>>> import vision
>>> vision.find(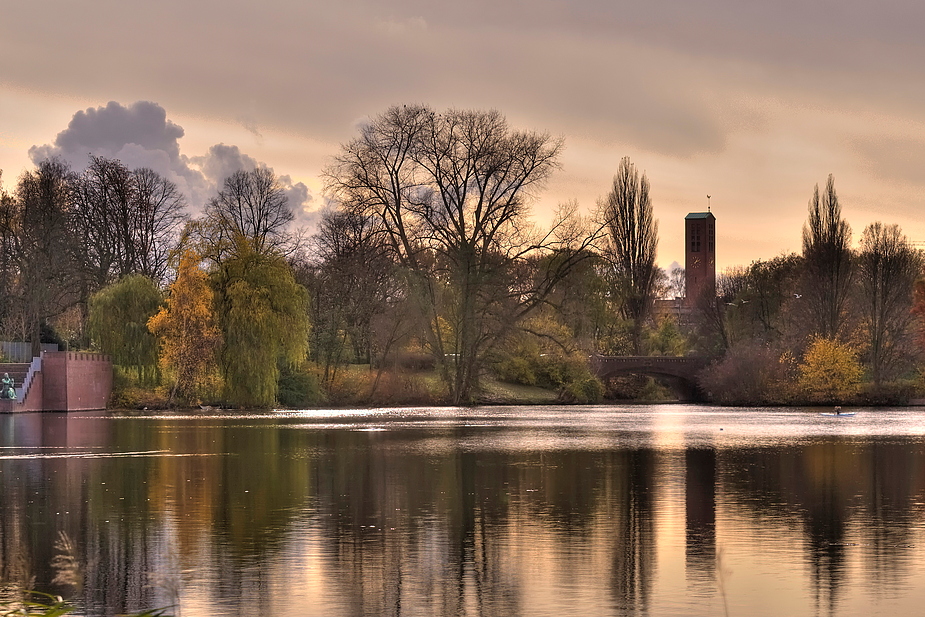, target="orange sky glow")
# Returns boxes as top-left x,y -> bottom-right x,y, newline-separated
2,0 -> 924,272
